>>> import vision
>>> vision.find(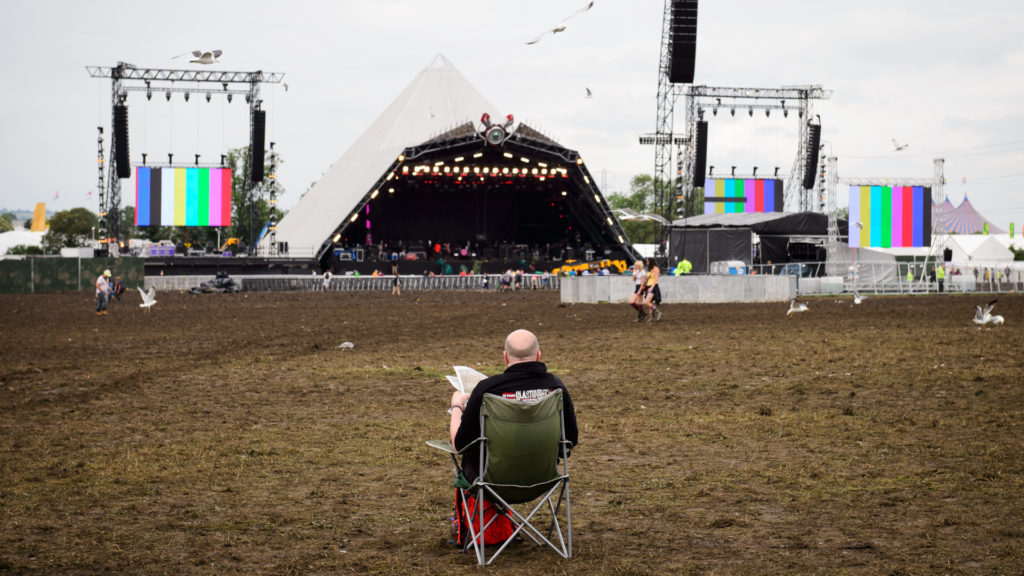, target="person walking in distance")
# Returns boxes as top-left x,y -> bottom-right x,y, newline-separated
628,260 -> 647,322
95,269 -> 112,316
643,257 -> 662,322
391,263 -> 401,296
